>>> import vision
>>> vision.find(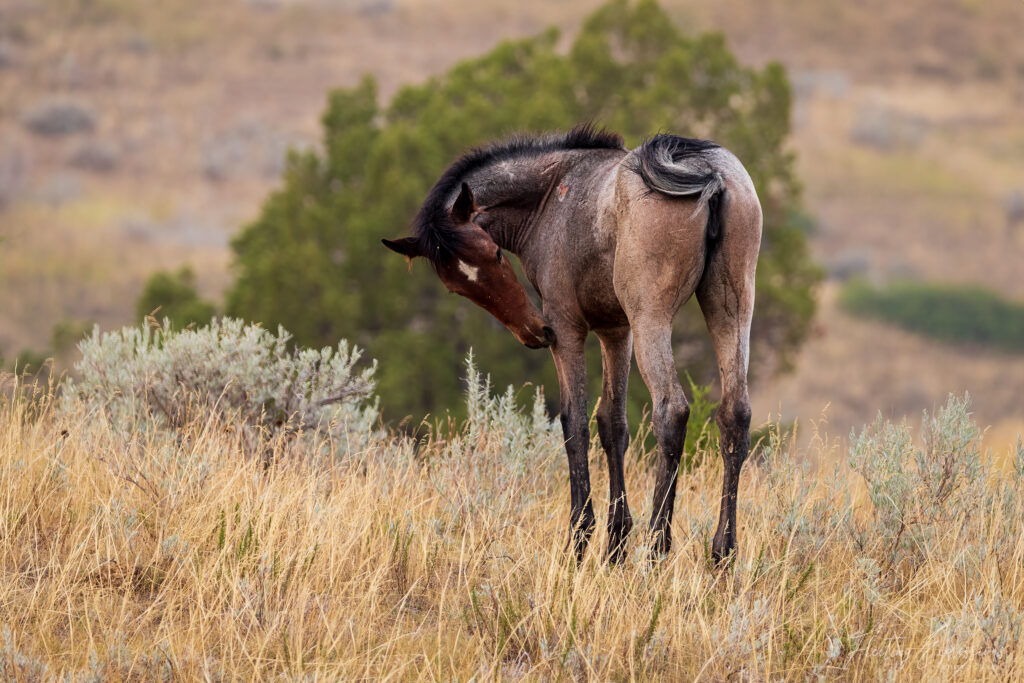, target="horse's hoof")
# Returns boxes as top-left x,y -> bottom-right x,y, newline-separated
710,543 -> 735,568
